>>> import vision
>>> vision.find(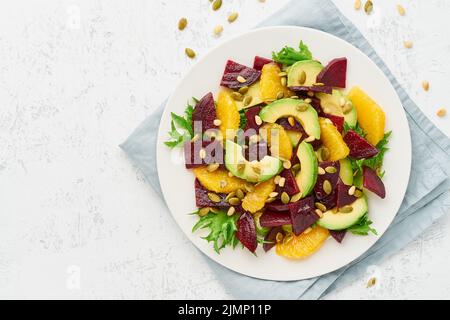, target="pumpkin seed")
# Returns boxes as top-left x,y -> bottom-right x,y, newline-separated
278,72 -> 287,77
348,185 -> 356,196
304,135 -> 315,143
237,75 -> 247,83
291,95 -> 299,99
315,202 -> 327,212
318,167 -> 326,175
314,82 -> 324,86
283,160 -> 292,170
185,48 -> 196,59
244,184 -> 255,193
354,189 -> 363,198
339,97 -> 346,107
354,0 -> 361,10
296,103 -> 308,112
315,209 -> 323,218
367,277 -> 377,288
343,101 -> 353,114
276,232 -> 284,243
198,207 -> 210,217
292,163 -> 301,174
228,171 -> 234,177
178,18 -> 188,31
208,192 -> 221,203
283,234 -> 294,244
274,175 -> 281,185
213,25 -> 223,36
422,81 -> 430,91
287,116 -> 295,127
254,115 -> 263,126
364,0 -> 373,15
325,166 -> 337,174
298,70 -> 306,85
227,206 -> 236,216
276,91 -> 284,100
237,163 -> 246,173
235,189 -> 245,200
281,192 -> 290,204
321,147 -> 330,161
397,4 -> 405,16
212,0 -> 222,11
304,227 -> 312,234
243,95 -> 253,106
207,163 -> 220,172
238,86 -> 249,94
210,207 -> 220,213
266,197 -> 276,204
228,197 -> 241,206
225,192 -> 236,201
191,133 -> 200,142
437,108 -> 447,117
199,148 -> 206,159
228,12 -> 239,23
279,177 -> 286,187
213,119 -> 222,126
269,192 -> 279,198
403,40 -> 413,49
290,192 -> 302,203
323,180 -> 332,195
307,91 -> 314,97
231,91 -> 244,101
281,77 -> 287,87
338,205 -> 353,213
304,98 -> 312,104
